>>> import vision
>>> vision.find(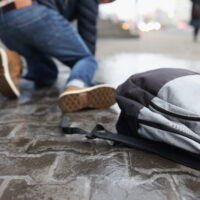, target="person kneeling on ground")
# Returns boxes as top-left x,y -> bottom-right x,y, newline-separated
0,0 -> 116,112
